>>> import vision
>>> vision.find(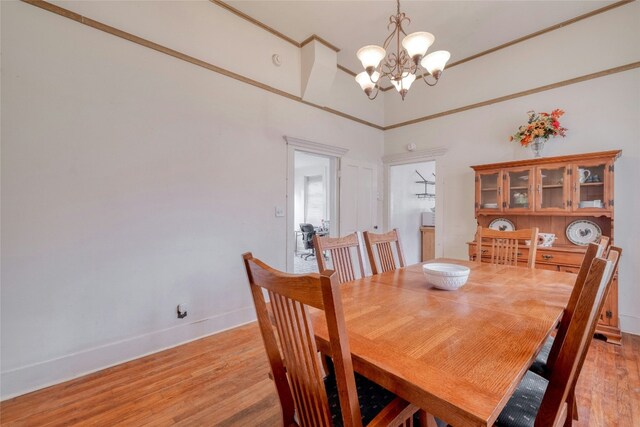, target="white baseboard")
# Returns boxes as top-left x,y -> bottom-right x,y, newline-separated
0,306 -> 256,401
620,314 -> 640,336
